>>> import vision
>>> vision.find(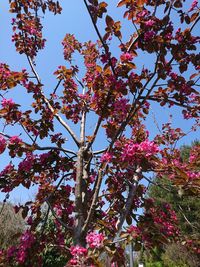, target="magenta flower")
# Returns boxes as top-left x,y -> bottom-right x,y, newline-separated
9,135 -> 22,144
70,245 -> 88,256
0,135 -> 6,154
144,19 -> 155,27
189,0 -> 198,12
120,52 -> 134,62
144,30 -> 156,41
100,152 -> 112,163
1,98 -> 15,109
86,232 -> 104,249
